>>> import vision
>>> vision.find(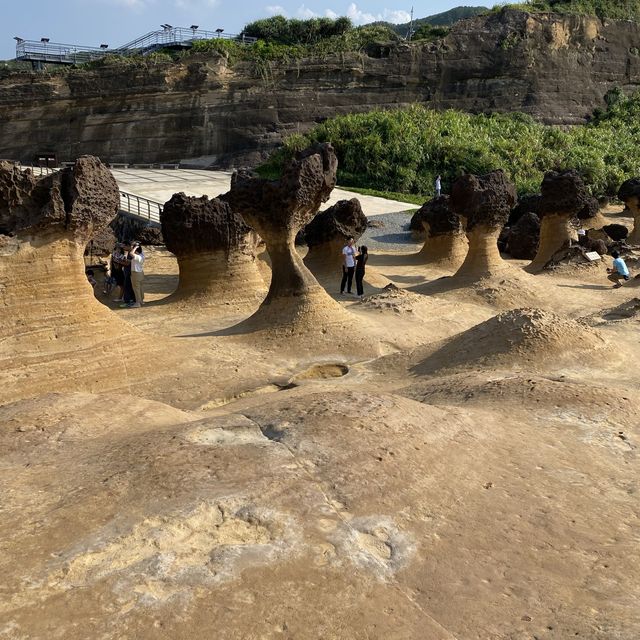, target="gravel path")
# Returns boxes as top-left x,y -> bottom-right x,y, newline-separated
359,211 -> 423,252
